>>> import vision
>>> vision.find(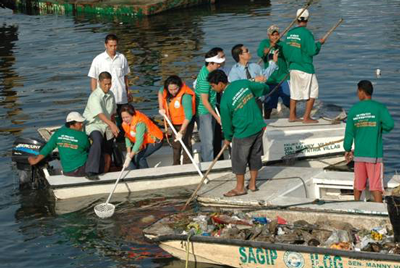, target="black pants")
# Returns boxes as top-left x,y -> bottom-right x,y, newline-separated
171,120 -> 195,165
85,131 -> 112,174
